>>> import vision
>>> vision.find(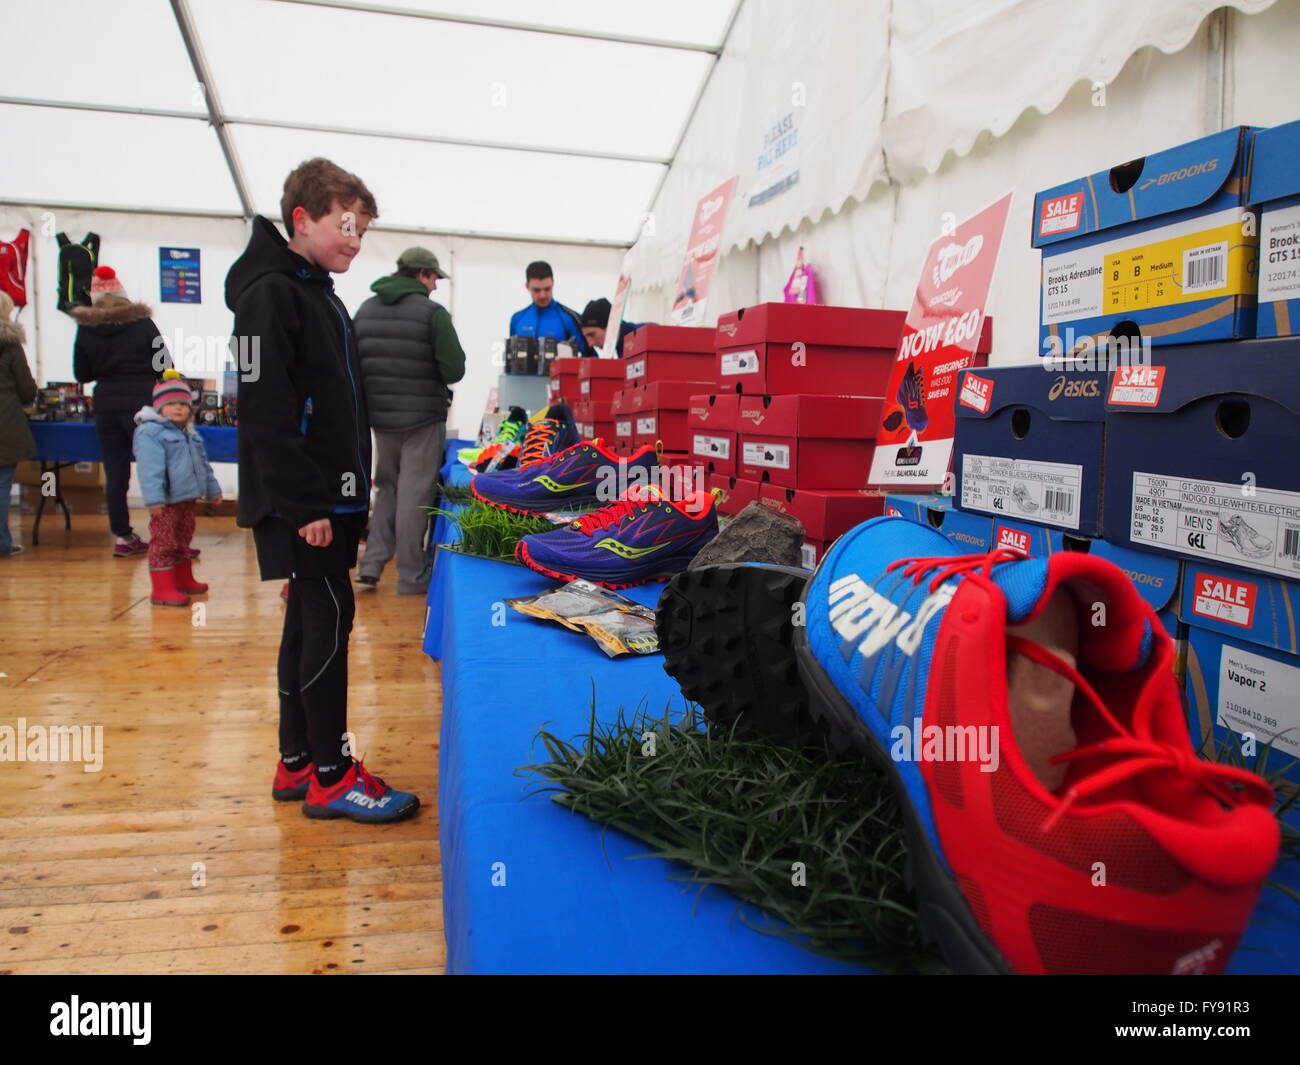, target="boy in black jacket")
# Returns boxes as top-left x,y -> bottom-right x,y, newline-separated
226,157 -> 418,823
